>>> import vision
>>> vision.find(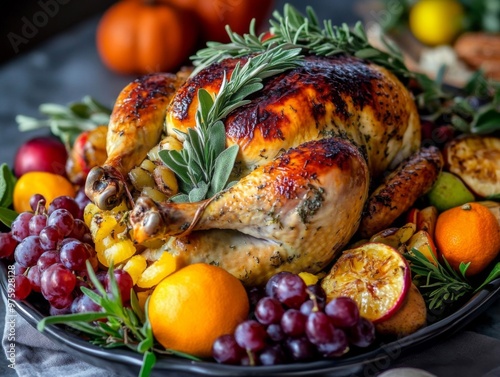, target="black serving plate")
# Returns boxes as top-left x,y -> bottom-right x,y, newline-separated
2,259 -> 500,377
